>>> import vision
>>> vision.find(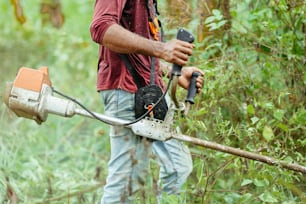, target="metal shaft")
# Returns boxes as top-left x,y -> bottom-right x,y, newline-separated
74,108 -> 129,126
75,109 -> 306,174
173,134 -> 306,174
